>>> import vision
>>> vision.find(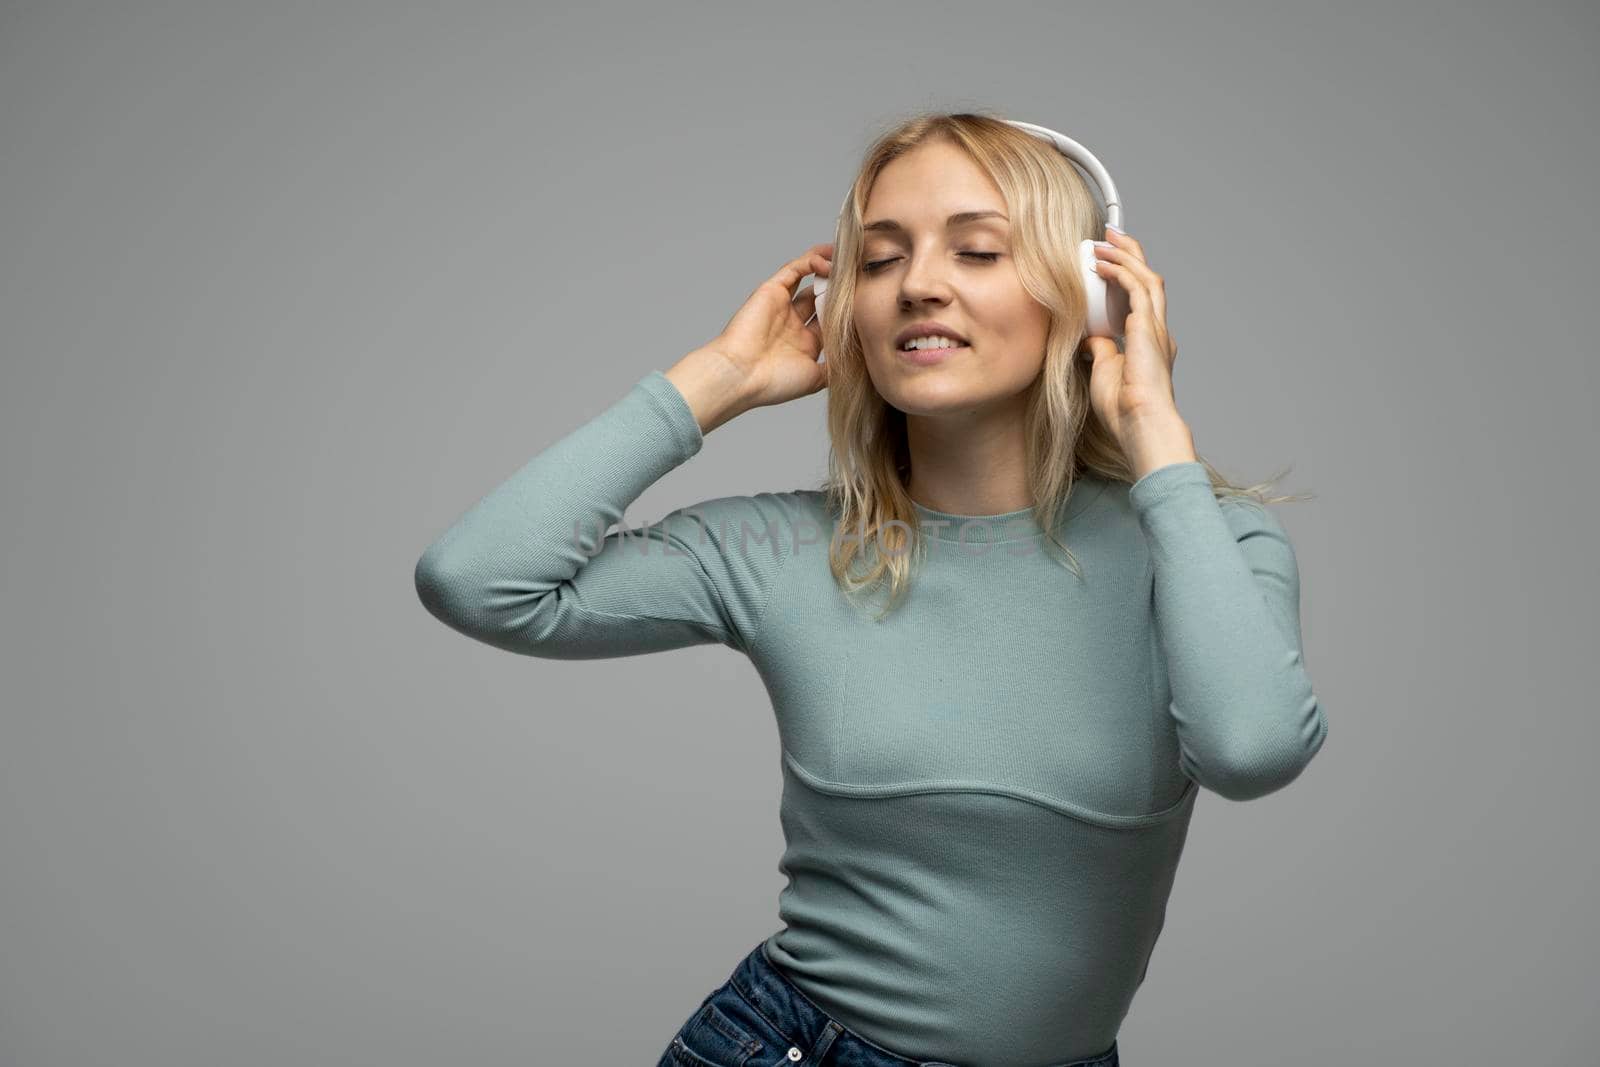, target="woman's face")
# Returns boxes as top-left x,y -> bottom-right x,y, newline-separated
853,139 -> 1050,419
